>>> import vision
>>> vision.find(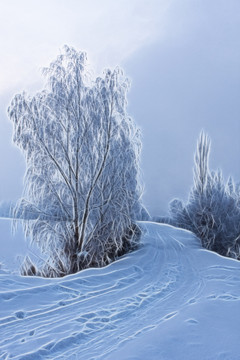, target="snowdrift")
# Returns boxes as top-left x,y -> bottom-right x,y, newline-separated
1,222 -> 240,360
